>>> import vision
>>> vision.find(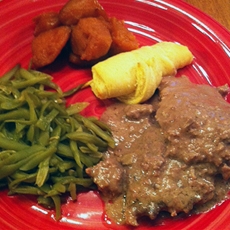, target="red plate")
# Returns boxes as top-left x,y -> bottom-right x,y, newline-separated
1,0 -> 230,229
